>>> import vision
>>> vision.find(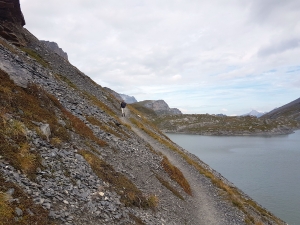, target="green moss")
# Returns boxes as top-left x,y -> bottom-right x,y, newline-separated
20,47 -> 49,68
